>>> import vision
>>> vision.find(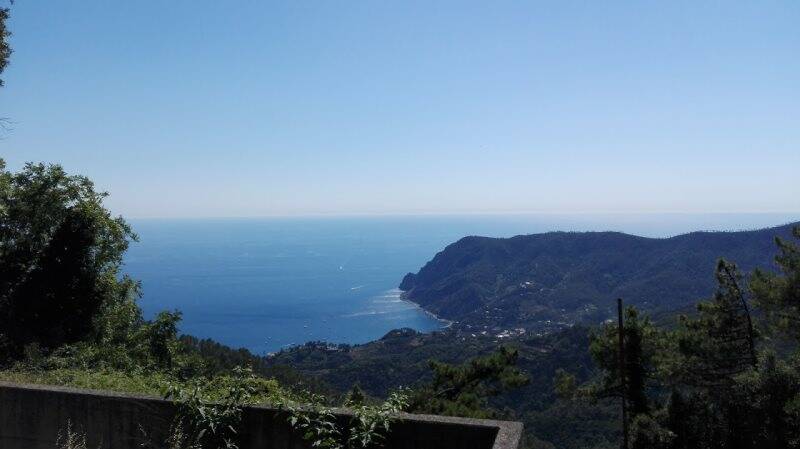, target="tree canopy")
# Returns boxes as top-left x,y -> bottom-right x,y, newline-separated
751,226 -> 800,340
0,159 -> 140,361
0,6 -> 9,87
572,229 -> 800,449
408,346 -> 529,419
